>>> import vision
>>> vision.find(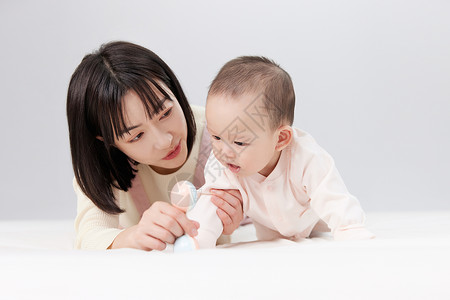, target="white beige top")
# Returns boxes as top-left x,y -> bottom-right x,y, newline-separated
73,105 -> 207,250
